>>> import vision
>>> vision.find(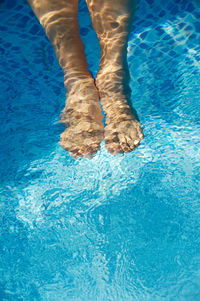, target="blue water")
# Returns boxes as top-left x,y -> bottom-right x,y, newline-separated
0,0 -> 200,300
